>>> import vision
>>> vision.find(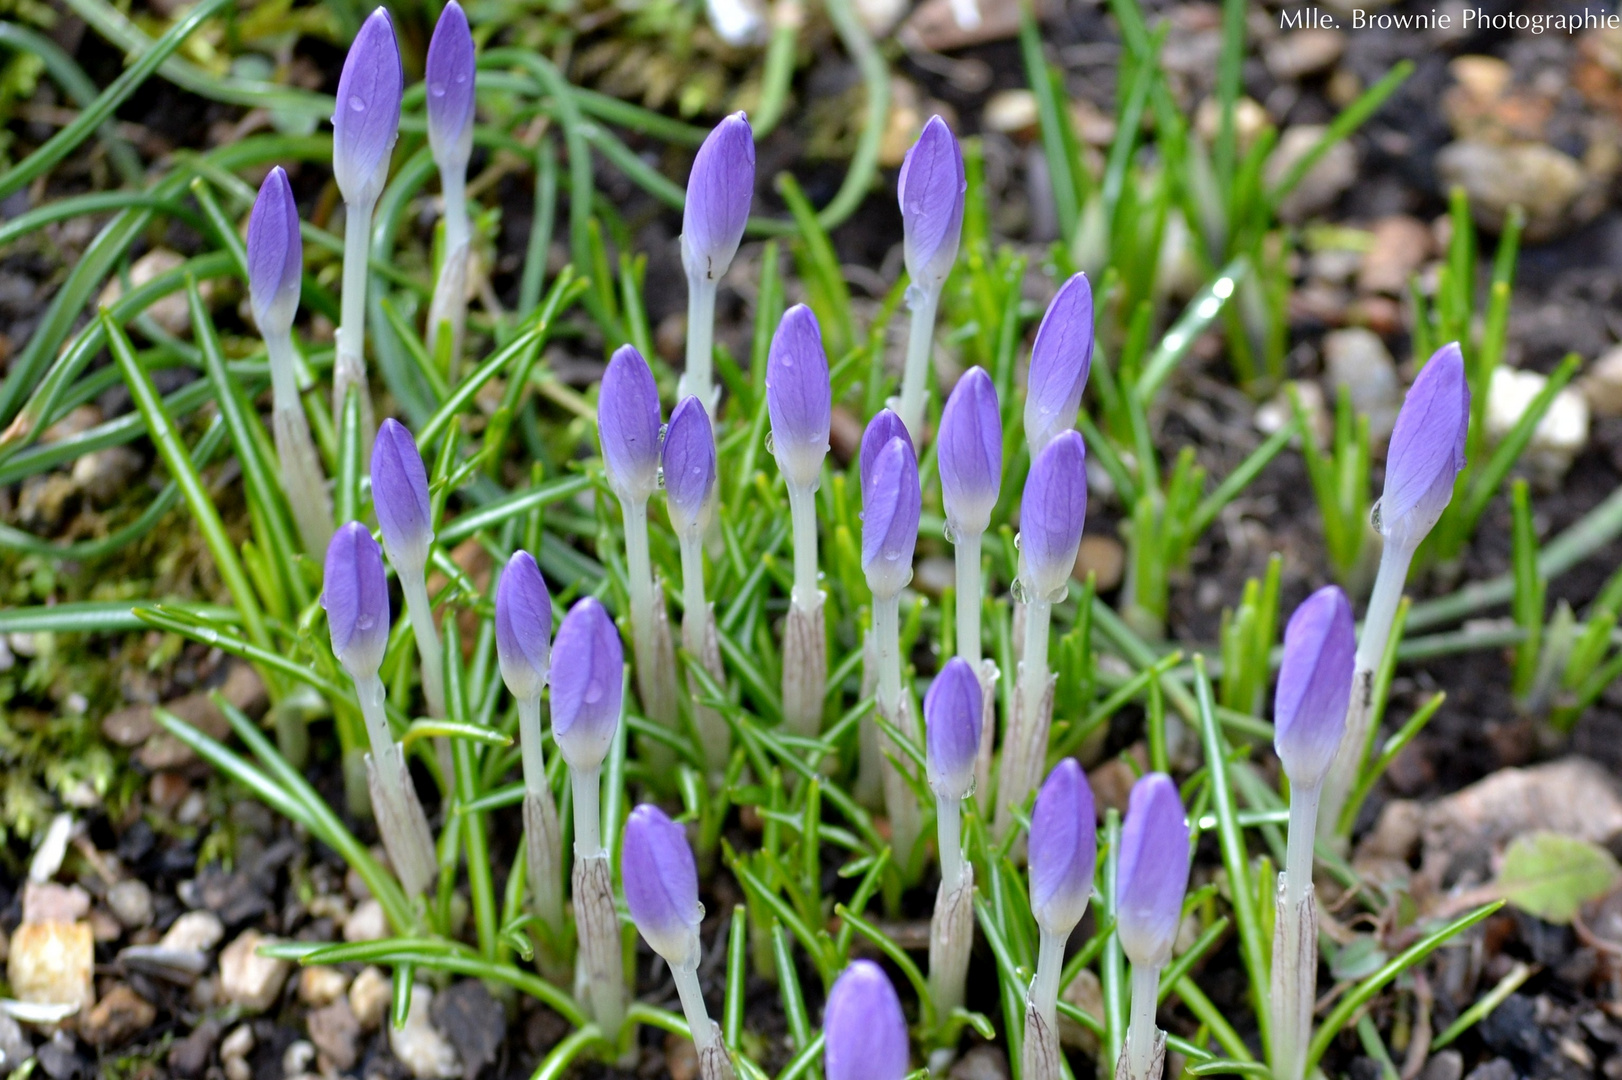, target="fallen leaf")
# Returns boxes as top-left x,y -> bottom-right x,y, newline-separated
1495,831 -> 1620,924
